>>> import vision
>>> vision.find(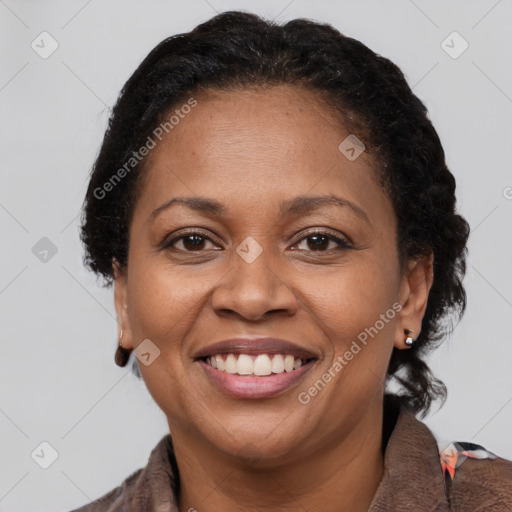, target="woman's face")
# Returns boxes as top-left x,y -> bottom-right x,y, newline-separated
115,85 -> 432,464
